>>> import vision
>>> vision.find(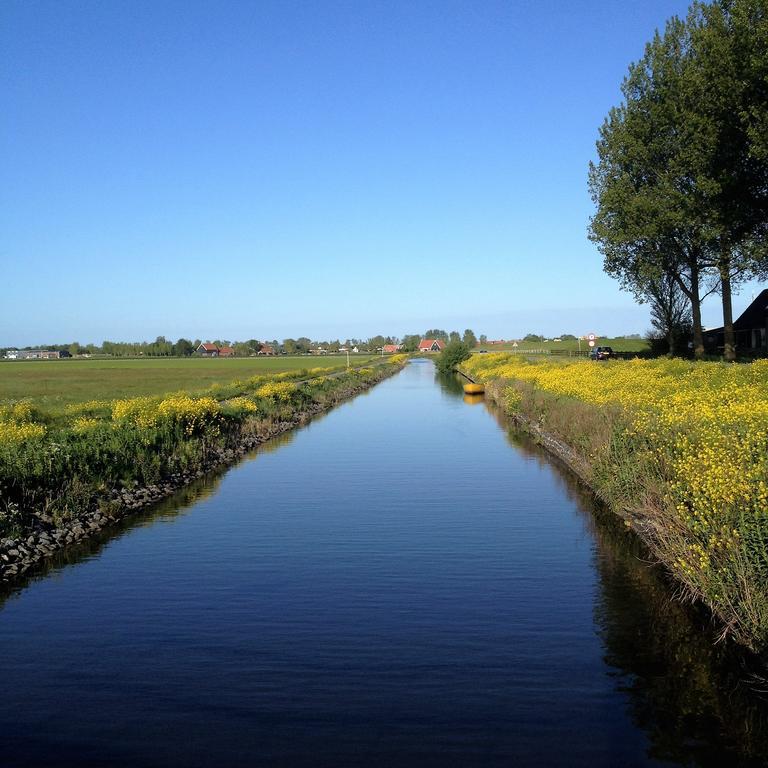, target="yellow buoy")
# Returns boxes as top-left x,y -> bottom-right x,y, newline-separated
463,382 -> 484,395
